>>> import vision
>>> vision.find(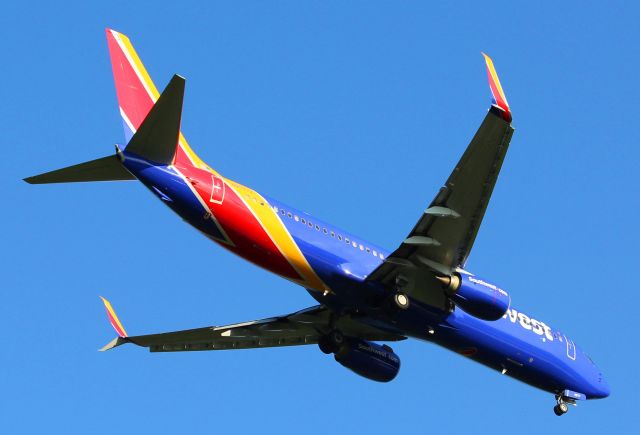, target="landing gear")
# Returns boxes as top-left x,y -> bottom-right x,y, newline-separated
553,402 -> 568,416
318,329 -> 344,354
553,396 -> 571,416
